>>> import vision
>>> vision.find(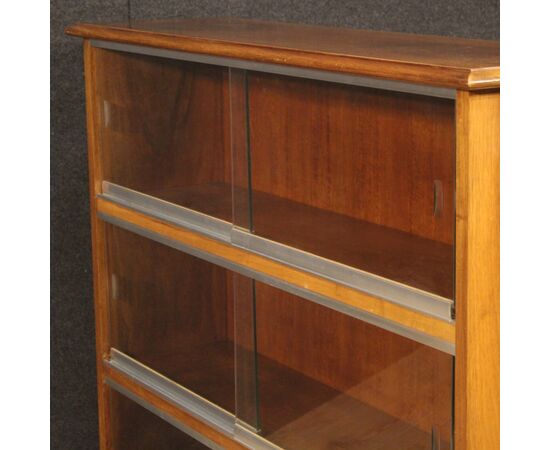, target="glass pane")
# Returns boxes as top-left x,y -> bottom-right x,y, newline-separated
229,68 -> 253,231
95,48 -> 232,221
109,388 -> 209,450
249,282 -> 453,450
245,72 -> 455,299
233,274 -> 260,429
106,224 -> 235,413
